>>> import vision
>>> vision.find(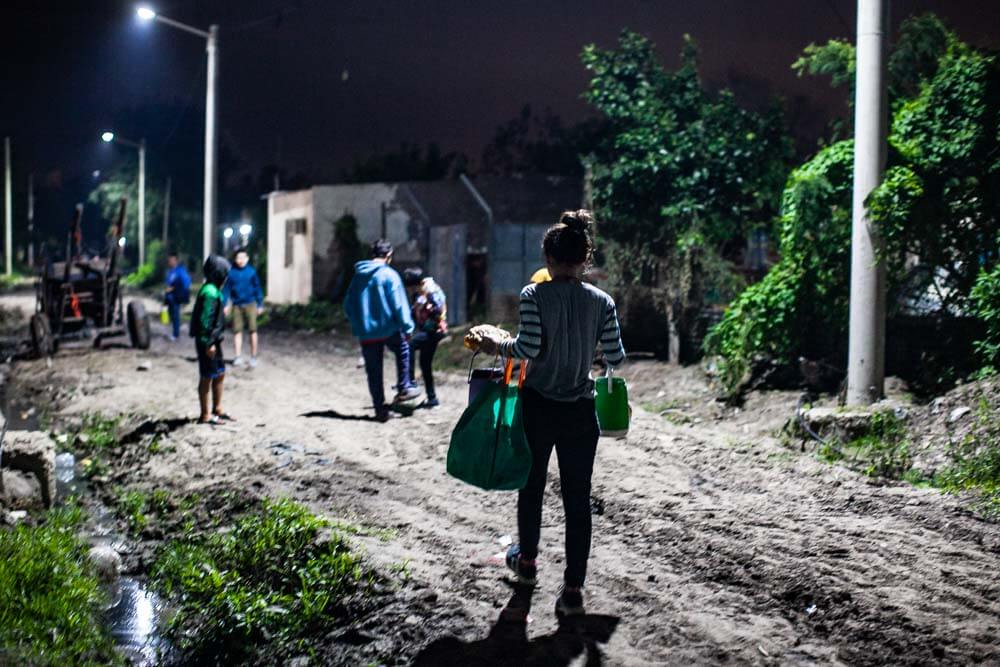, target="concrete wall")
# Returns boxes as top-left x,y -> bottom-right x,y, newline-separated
266,189 -> 313,304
